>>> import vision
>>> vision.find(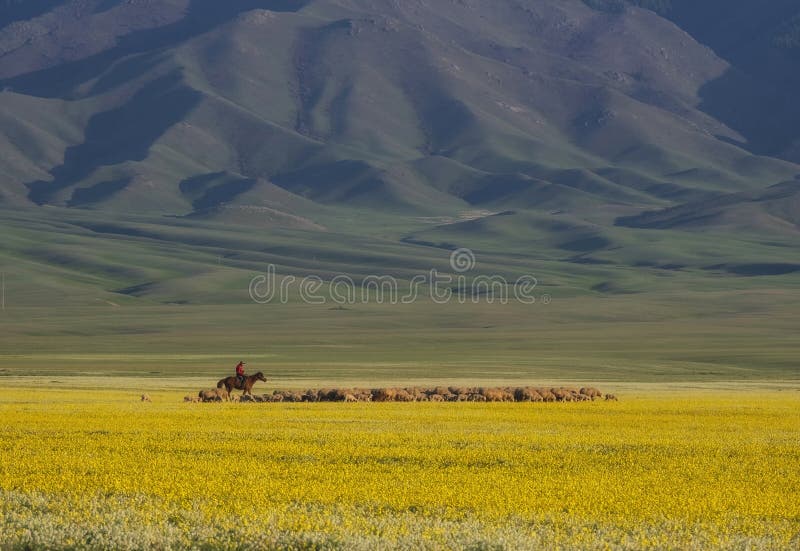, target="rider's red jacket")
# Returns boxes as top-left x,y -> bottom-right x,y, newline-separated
236,363 -> 245,376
